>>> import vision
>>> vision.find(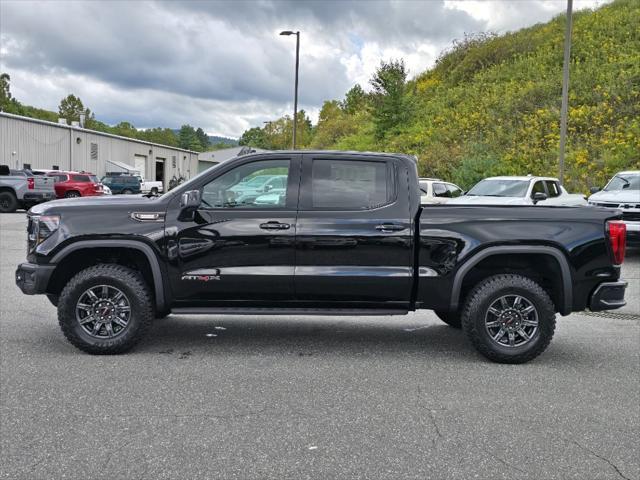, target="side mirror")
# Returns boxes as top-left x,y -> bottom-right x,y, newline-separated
590,186 -> 601,194
532,192 -> 548,204
180,189 -> 201,209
